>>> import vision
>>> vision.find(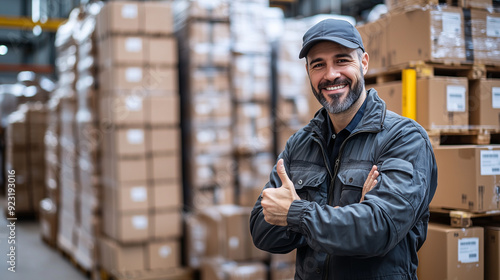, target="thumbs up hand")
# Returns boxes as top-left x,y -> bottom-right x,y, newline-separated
261,159 -> 301,226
